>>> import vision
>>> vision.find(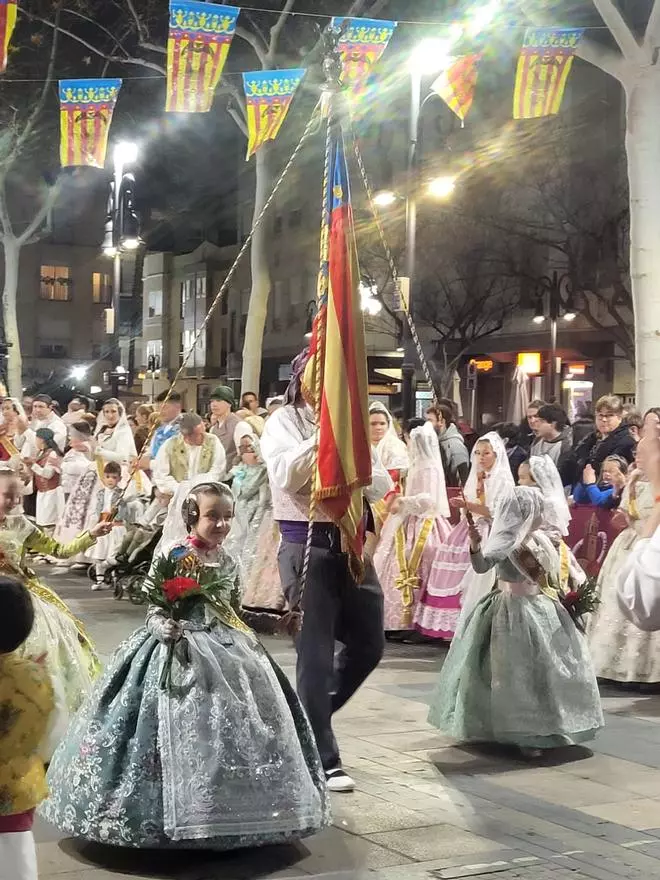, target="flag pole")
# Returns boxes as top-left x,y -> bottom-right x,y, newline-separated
296,27 -> 345,620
